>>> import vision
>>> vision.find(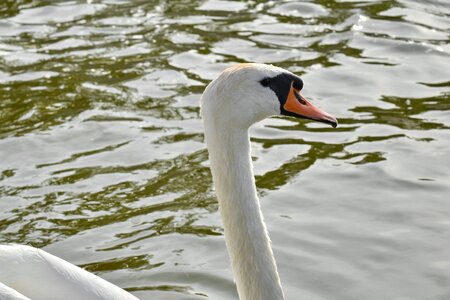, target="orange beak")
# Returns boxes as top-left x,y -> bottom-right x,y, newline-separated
283,82 -> 338,128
